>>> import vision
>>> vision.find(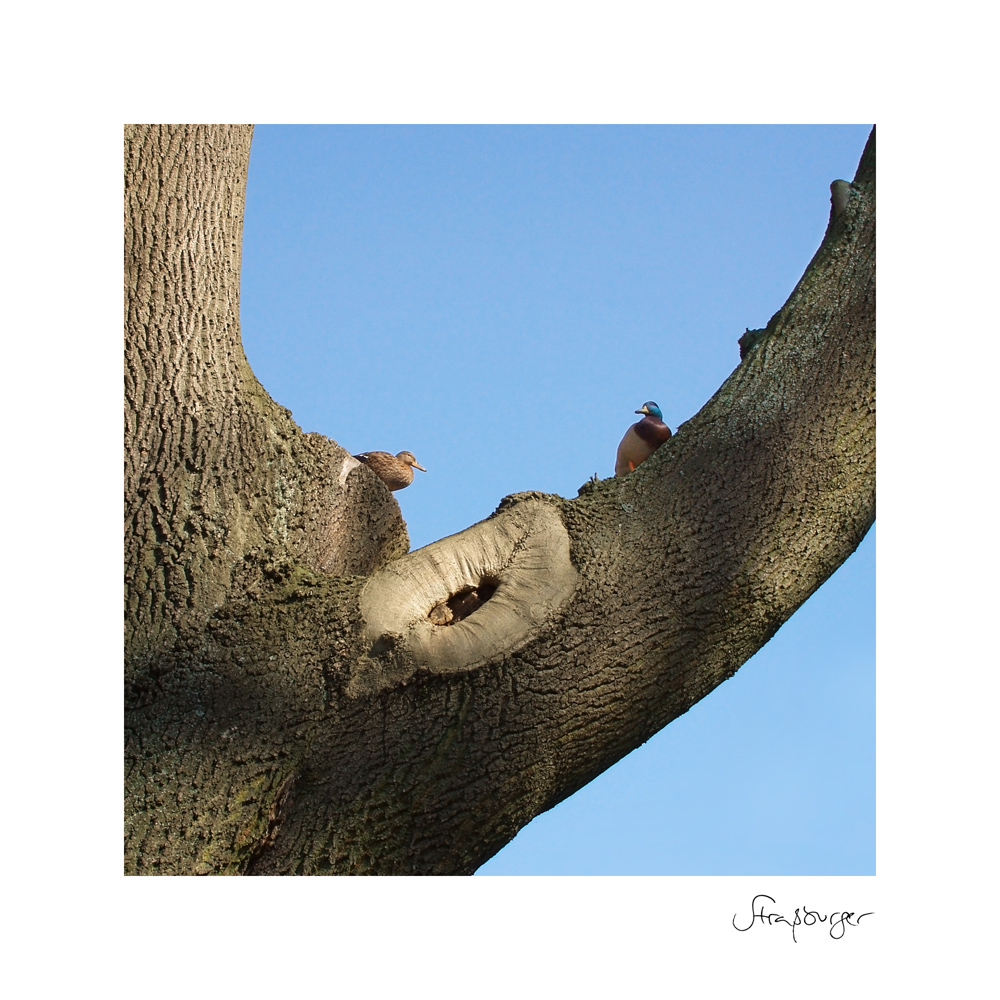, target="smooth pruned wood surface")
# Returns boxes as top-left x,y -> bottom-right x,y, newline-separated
124,126 -> 875,875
